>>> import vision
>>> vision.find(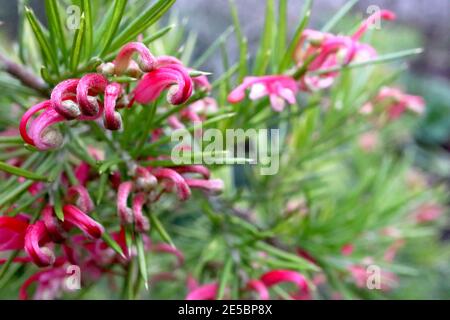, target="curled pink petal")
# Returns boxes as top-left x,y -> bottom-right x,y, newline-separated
135,167 -> 158,192
133,64 -> 193,105
51,79 -> 81,119
67,185 -> 95,213
0,216 -> 29,251
168,115 -> 185,130
246,279 -> 270,300
154,55 -> 183,68
117,182 -> 134,224
352,10 -> 396,40
185,179 -> 224,194
62,204 -> 104,239
151,168 -> 191,201
114,42 -> 156,75
132,193 -> 150,233
173,165 -> 211,180
24,221 -> 55,267
186,282 -> 218,300
103,83 -> 123,130
19,100 -> 51,146
28,107 -> 65,150
152,243 -> 184,267
41,205 -> 66,243
228,76 -> 298,112
260,269 -> 309,299
76,73 -> 108,116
